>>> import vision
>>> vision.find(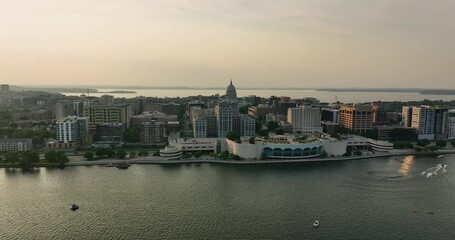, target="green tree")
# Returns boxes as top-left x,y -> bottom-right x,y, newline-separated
249,137 -> 255,144
239,105 -> 250,114
45,151 -> 58,162
20,151 -> 40,168
116,149 -> 127,159
274,128 -> 284,135
56,151 -> 69,165
138,151 -> 149,157
452,140 -> 455,148
417,139 -> 431,147
193,151 -> 202,159
4,151 -> 20,165
219,150 -> 229,160
226,131 -> 240,141
153,151 -> 160,156
353,150 -> 362,156
95,148 -> 107,159
84,152 -> 94,161
436,140 -> 447,148
124,127 -> 141,143
0,156 -> 3,163
129,151 -> 137,158
266,121 -> 279,131
255,121 -> 263,134
232,154 -> 240,160
106,148 -> 116,158
259,129 -> 269,137
321,150 -> 328,158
